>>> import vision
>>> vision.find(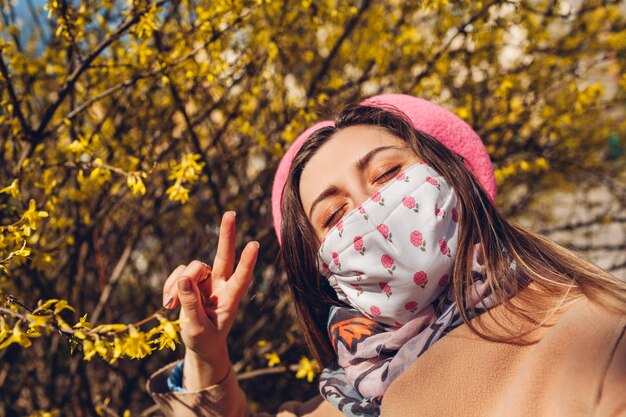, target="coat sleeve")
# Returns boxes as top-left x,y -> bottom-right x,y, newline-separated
593,320 -> 626,417
146,361 -> 344,417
